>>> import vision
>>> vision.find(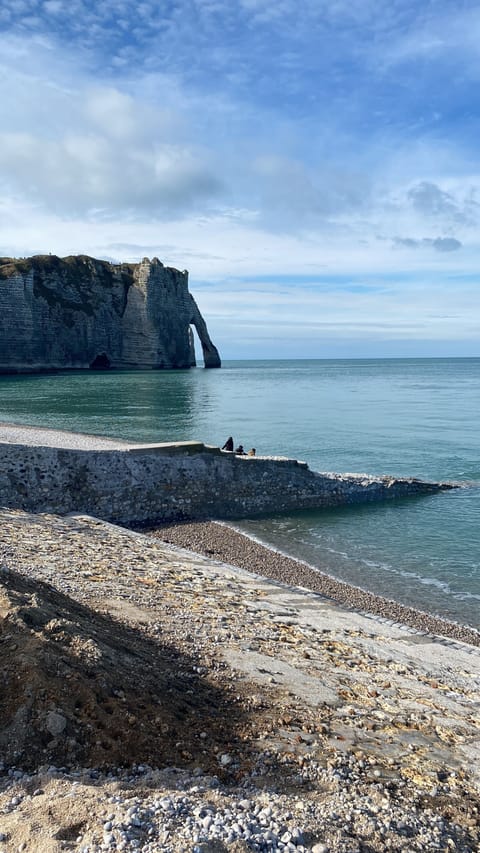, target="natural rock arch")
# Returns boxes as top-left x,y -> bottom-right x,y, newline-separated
188,294 -> 221,368
0,255 -> 221,372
